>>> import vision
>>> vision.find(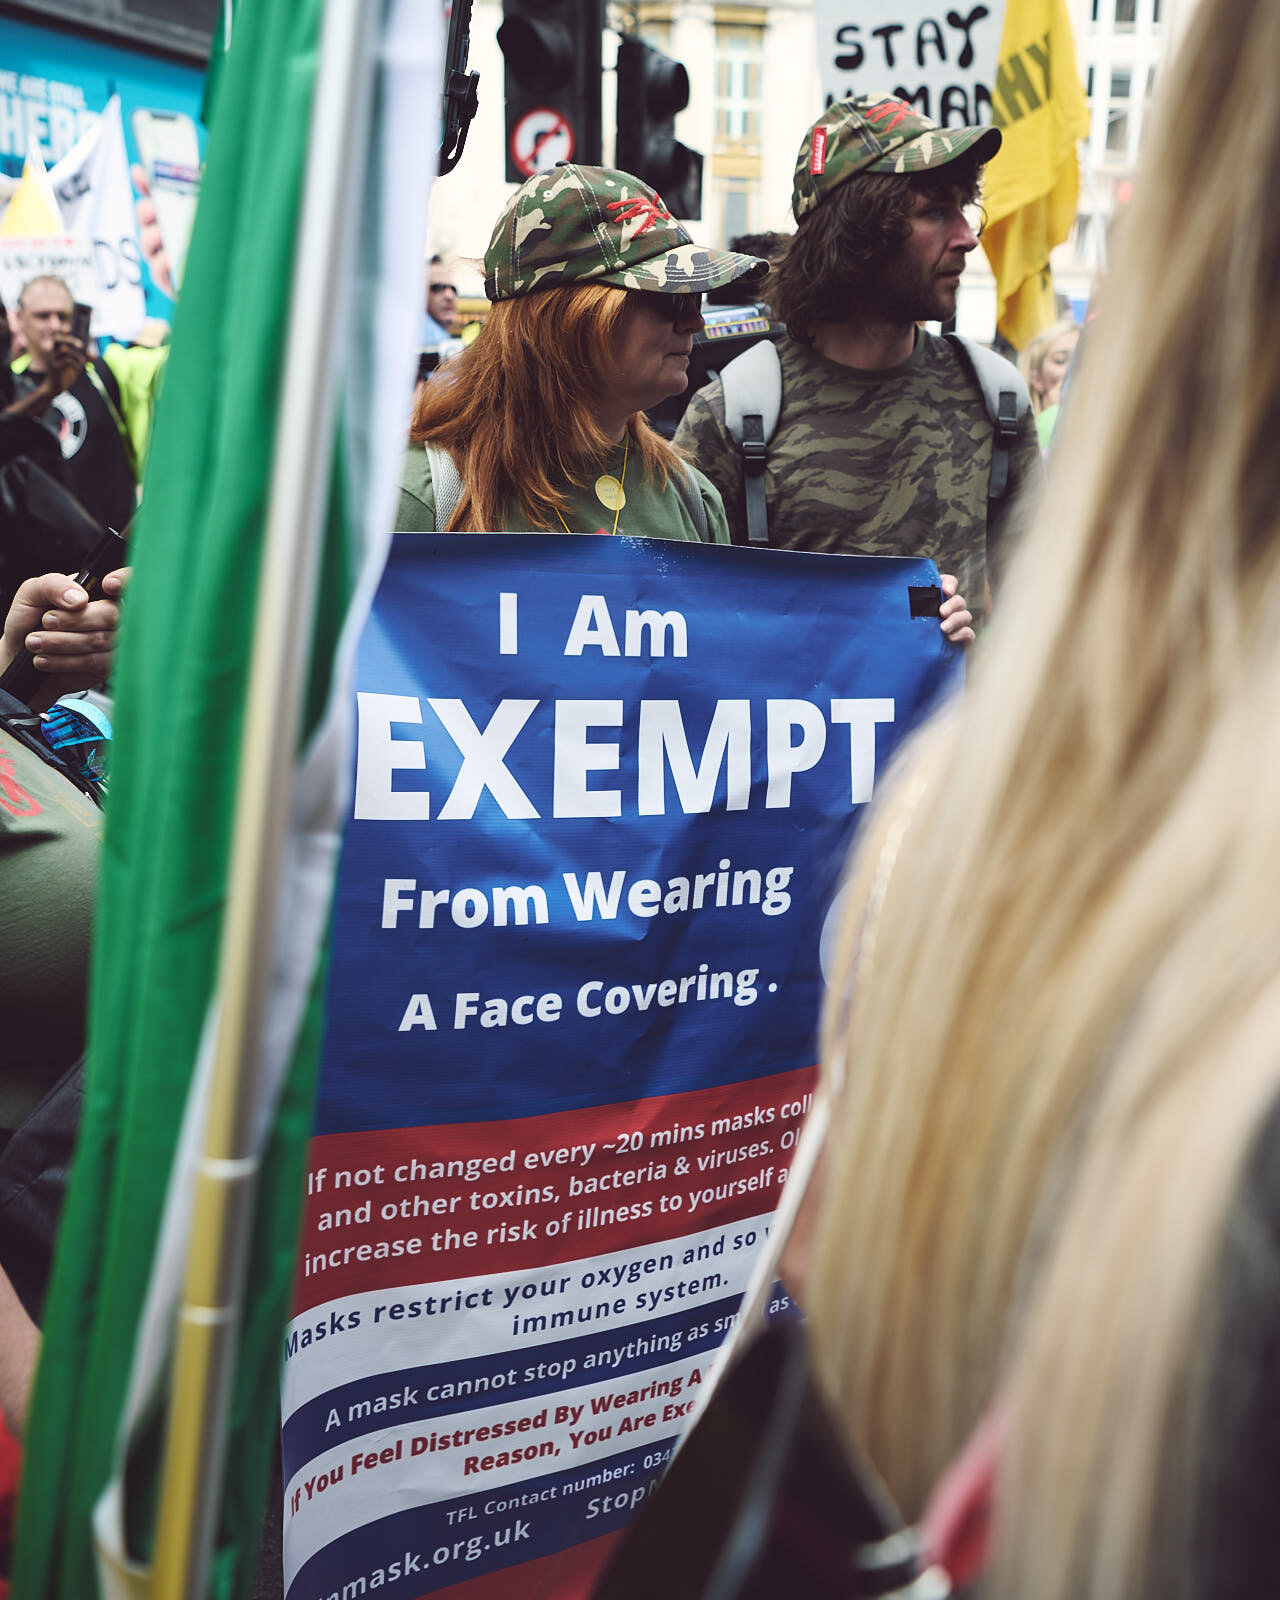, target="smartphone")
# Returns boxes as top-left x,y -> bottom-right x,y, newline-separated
70,301 -> 92,347
131,108 -> 202,295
